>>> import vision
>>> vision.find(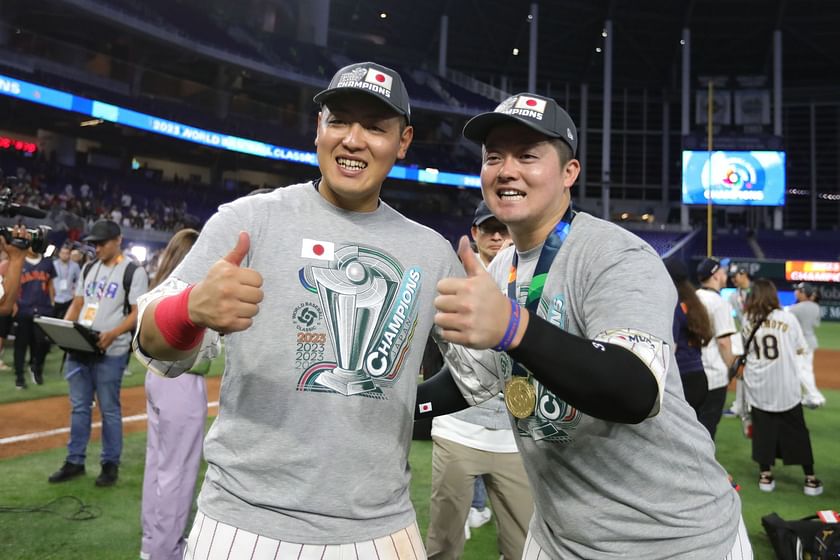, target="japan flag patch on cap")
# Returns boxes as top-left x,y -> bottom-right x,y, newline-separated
365,69 -> 393,92
514,96 -> 547,113
301,239 -> 335,261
